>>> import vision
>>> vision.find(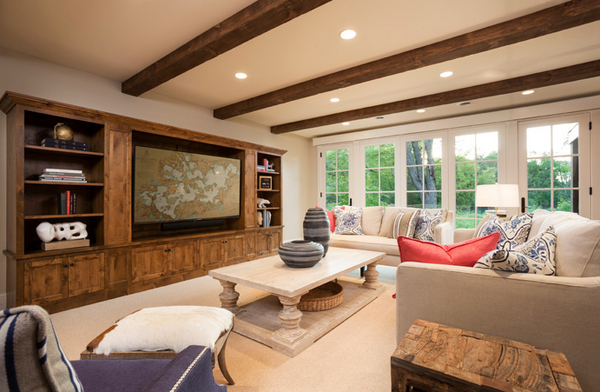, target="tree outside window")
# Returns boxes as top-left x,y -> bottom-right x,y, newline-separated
365,143 -> 395,206
325,148 -> 349,210
406,139 -> 442,208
